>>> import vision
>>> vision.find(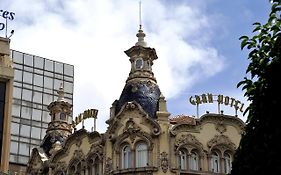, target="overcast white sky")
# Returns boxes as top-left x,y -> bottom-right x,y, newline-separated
0,0 -> 271,132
